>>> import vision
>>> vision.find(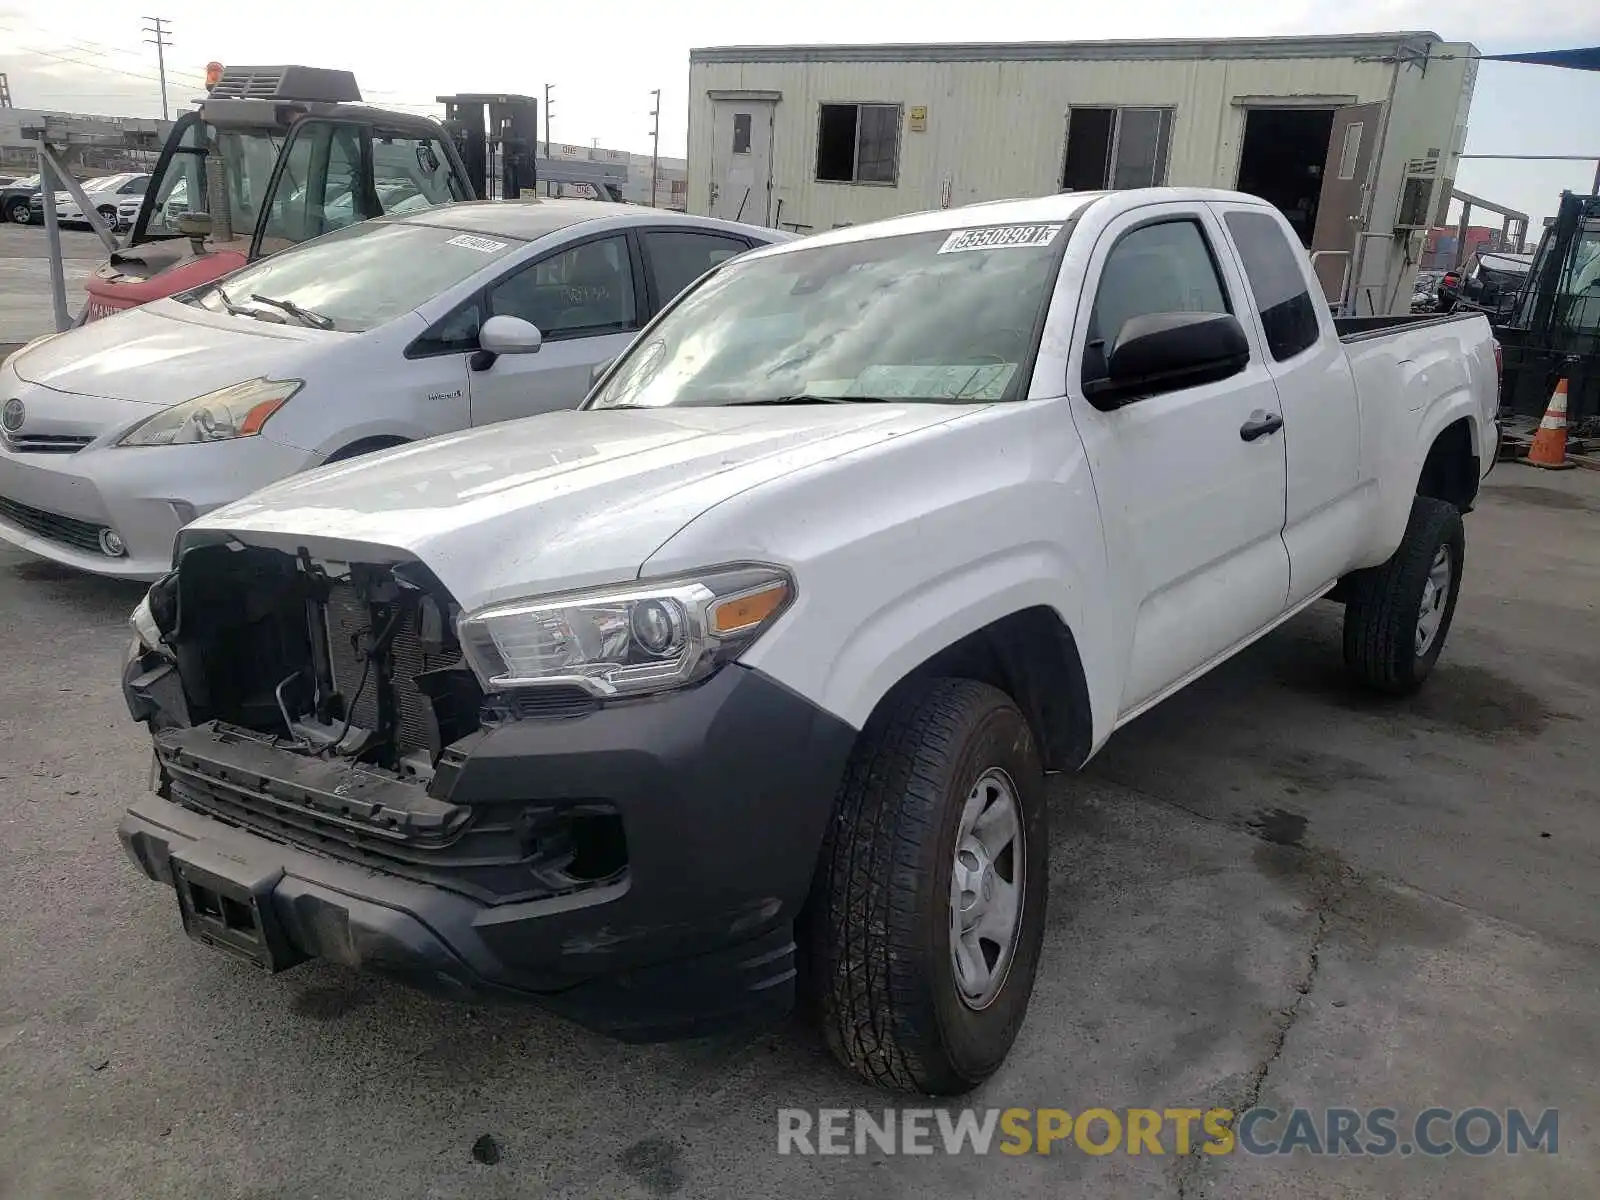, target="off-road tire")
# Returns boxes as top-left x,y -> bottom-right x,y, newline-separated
1342,494 -> 1464,695
810,677 -> 1048,1094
